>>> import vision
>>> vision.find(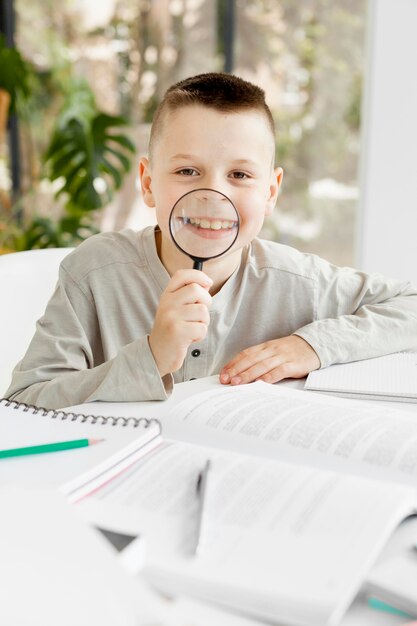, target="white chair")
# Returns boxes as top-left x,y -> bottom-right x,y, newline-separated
0,248 -> 74,396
